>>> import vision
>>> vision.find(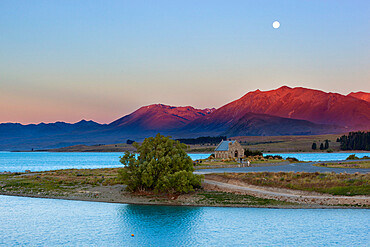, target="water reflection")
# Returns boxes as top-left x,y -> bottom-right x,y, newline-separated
116,204 -> 203,246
